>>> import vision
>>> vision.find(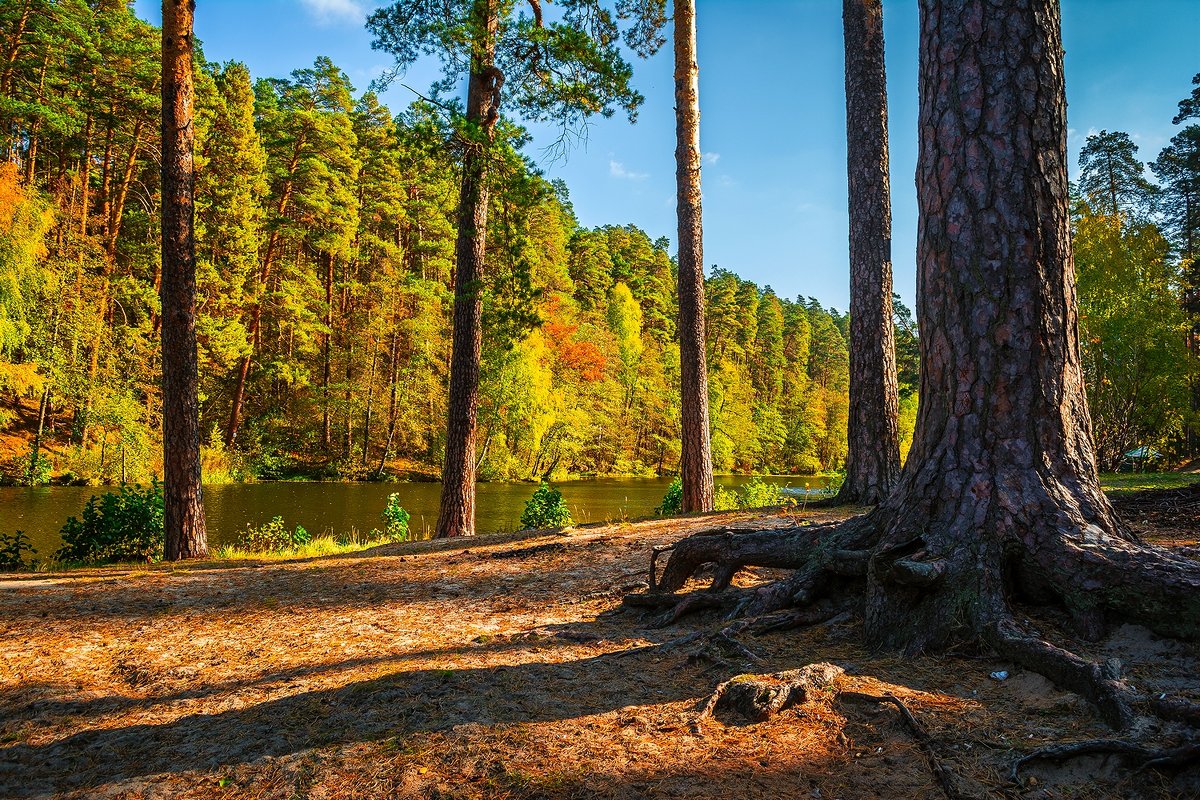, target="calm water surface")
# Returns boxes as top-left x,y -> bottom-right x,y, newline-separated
1,474 -> 833,557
